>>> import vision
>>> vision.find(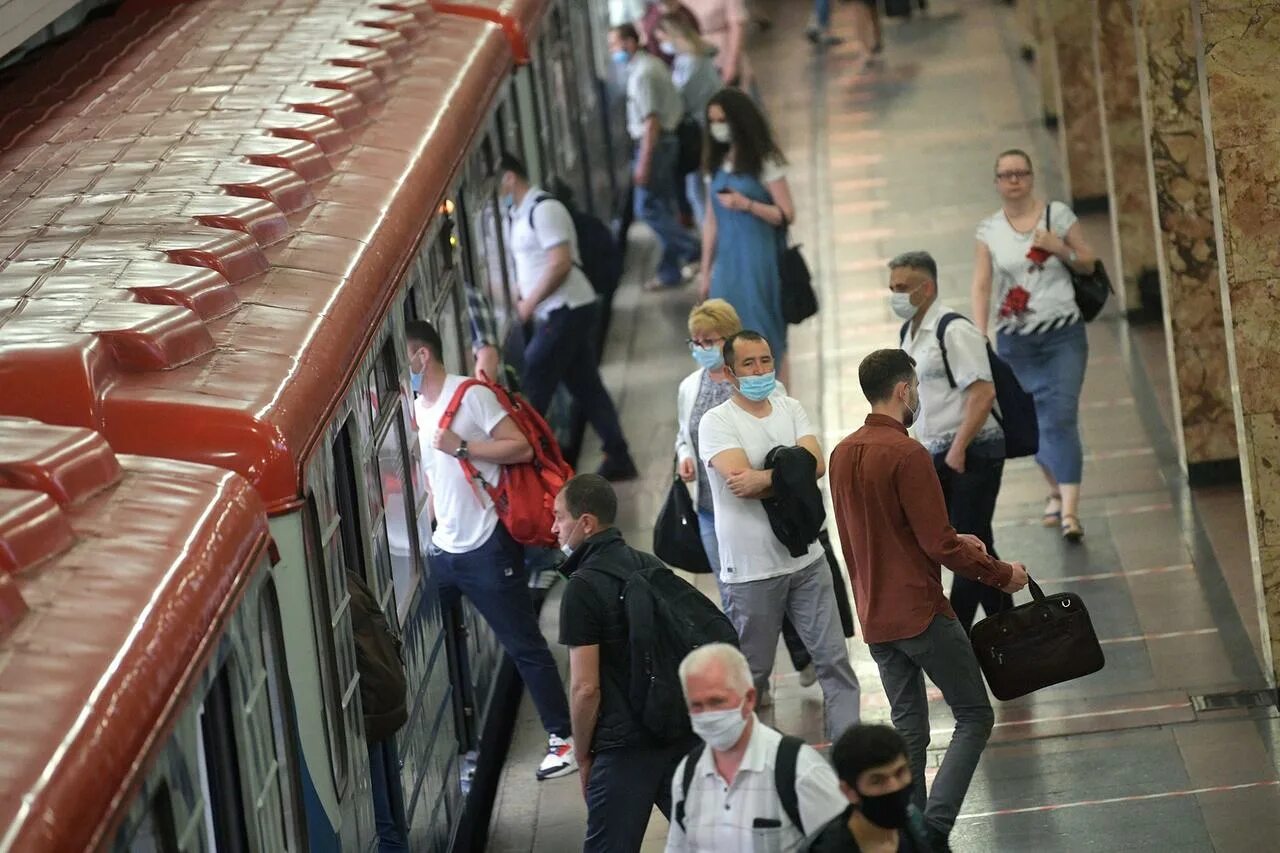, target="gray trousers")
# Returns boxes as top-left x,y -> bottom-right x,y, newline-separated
868,614 -> 995,835
721,555 -> 861,740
